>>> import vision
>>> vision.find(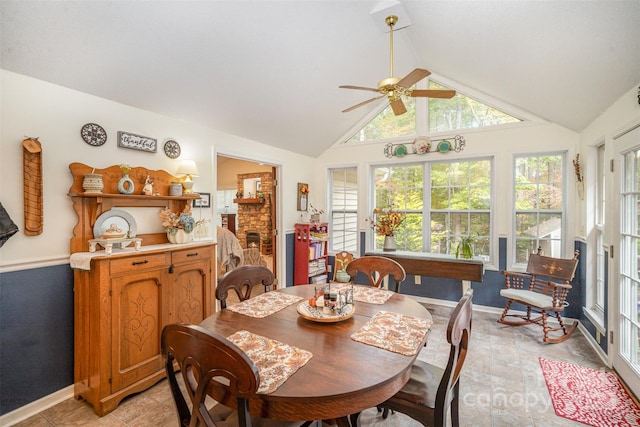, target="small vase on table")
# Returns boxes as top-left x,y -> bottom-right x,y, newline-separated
383,235 -> 396,252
